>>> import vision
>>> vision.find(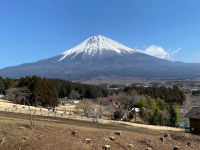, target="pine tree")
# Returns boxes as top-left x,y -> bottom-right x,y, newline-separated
169,103 -> 181,127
